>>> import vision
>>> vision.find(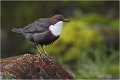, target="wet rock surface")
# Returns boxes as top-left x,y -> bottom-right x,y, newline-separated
0,54 -> 74,79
